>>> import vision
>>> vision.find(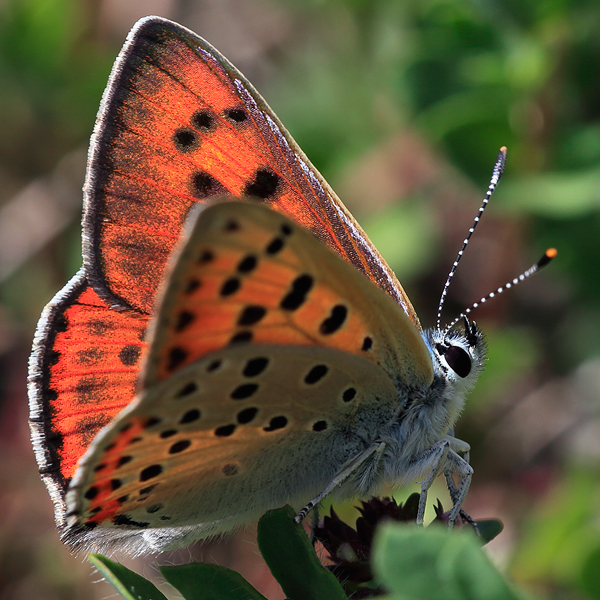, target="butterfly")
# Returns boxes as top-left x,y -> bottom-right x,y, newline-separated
29,15 -> 496,555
